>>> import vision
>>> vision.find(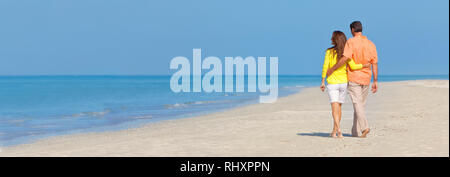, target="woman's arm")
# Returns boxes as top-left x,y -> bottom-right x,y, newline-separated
347,59 -> 363,70
322,50 -> 330,79
321,50 -> 330,92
